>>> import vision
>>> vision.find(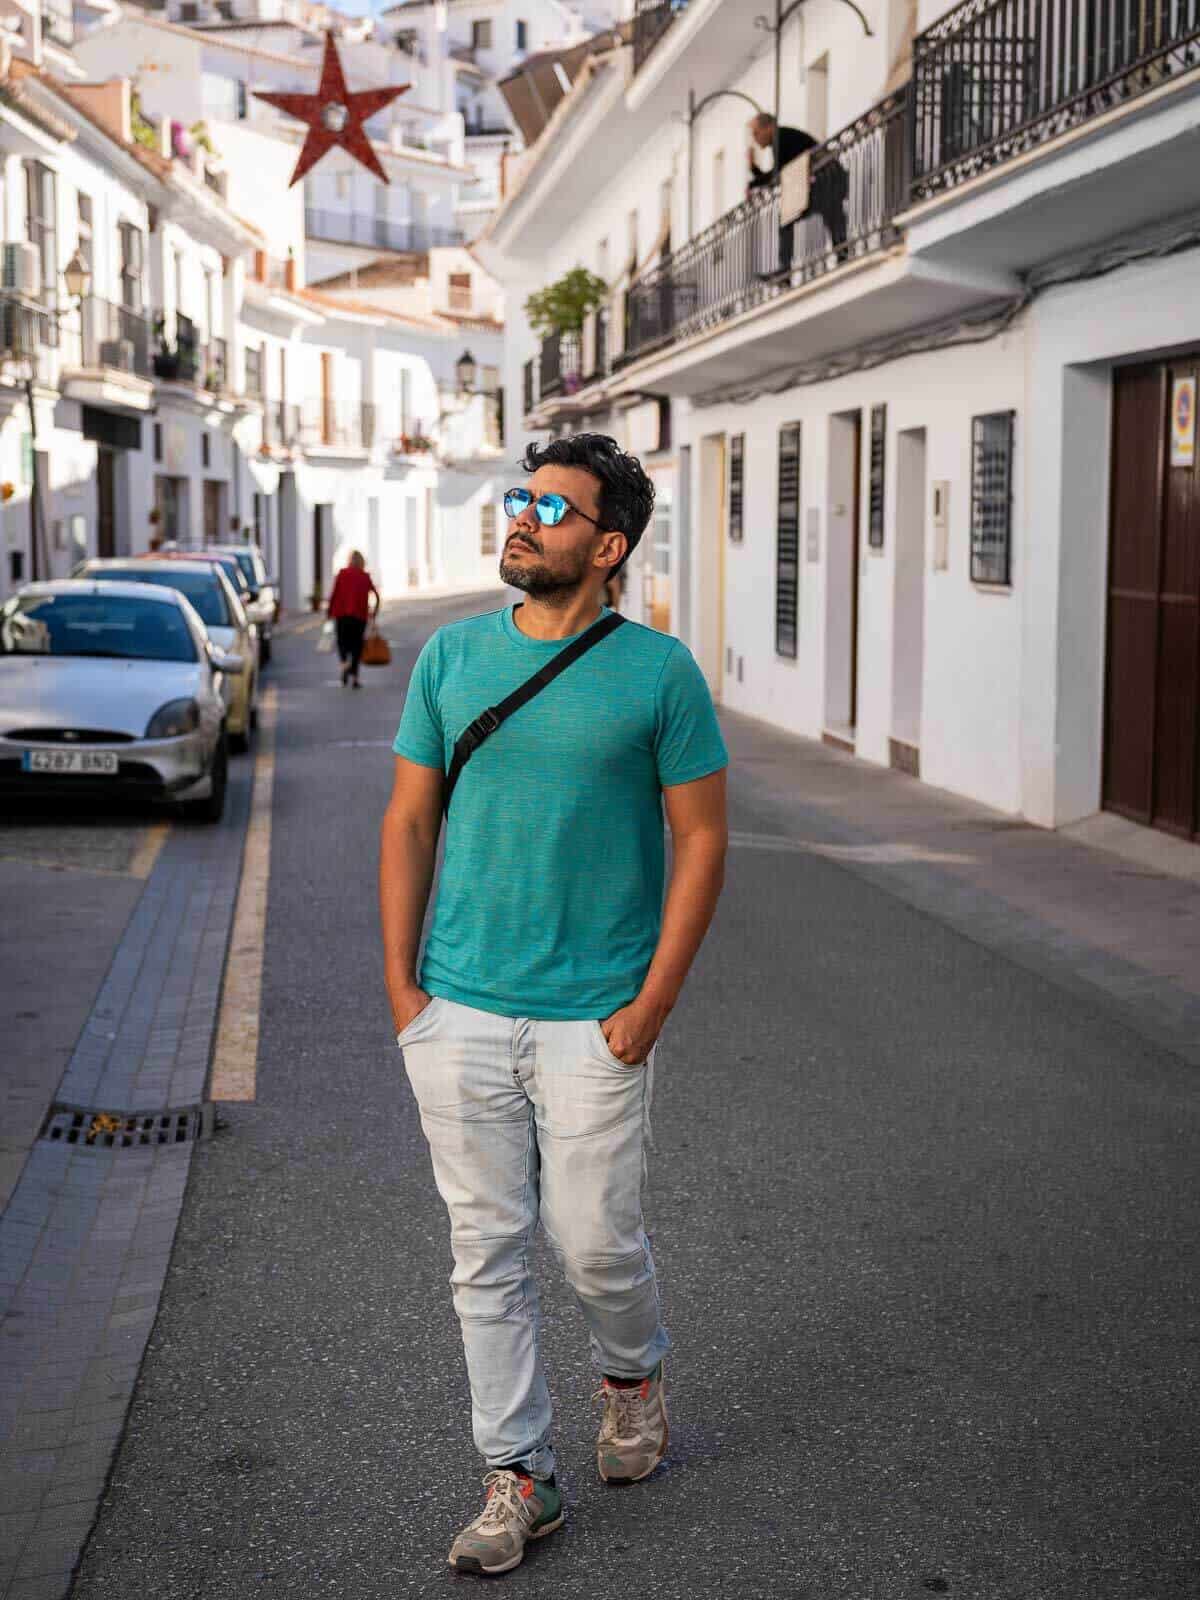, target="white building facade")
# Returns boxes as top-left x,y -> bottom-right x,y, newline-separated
480,0 -> 1200,846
